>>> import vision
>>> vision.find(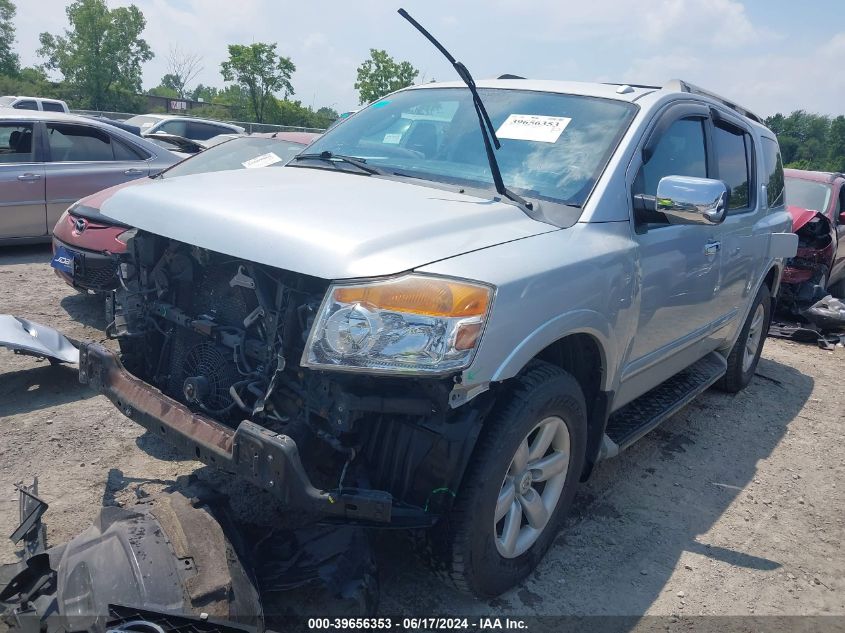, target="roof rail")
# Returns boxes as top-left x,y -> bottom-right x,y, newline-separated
664,79 -> 763,124
497,74 -> 525,80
